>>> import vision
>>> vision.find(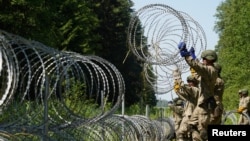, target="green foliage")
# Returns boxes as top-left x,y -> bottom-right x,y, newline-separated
88,0 -> 150,107
215,0 -> 250,110
150,107 -> 164,119
121,103 -> 161,119
0,0 -> 100,51
124,103 -> 140,115
0,0 -> 156,119
0,100 -> 43,125
63,80 -> 105,118
0,0 -> 154,108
